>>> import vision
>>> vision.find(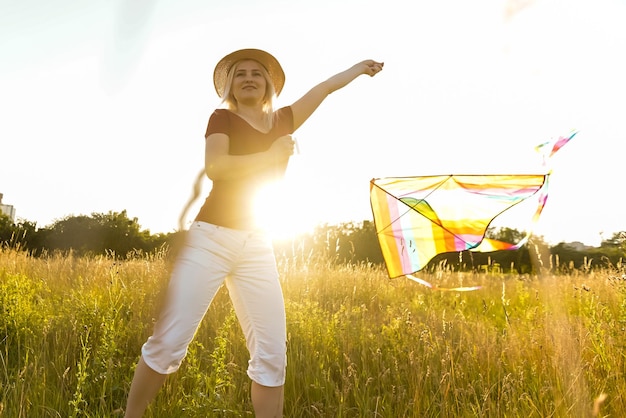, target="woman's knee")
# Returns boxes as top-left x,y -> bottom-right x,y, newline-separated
141,335 -> 190,375
247,347 -> 287,387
